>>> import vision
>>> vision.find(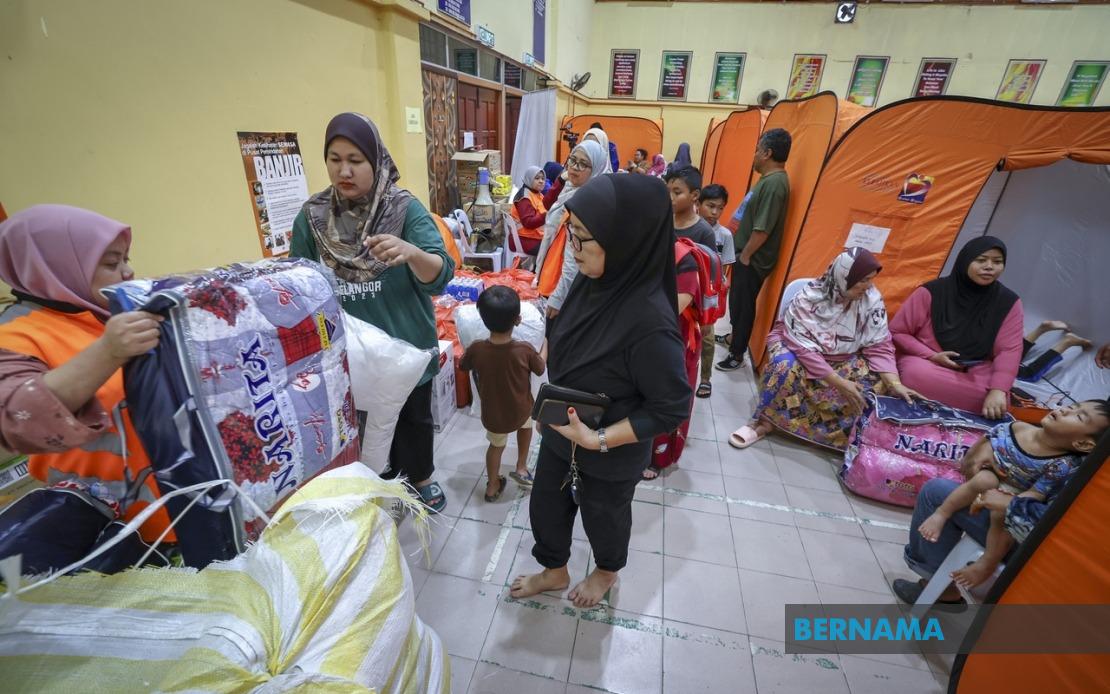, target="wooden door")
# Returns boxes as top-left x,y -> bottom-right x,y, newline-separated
504,95 -> 522,174
457,83 -> 478,148
422,69 -> 458,215
476,86 -> 500,152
